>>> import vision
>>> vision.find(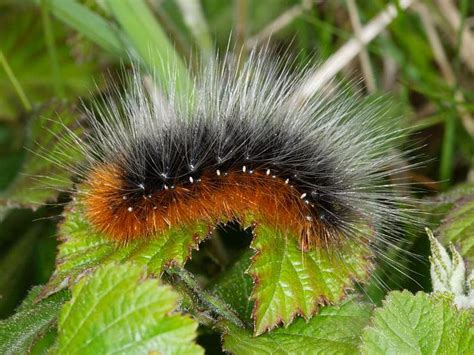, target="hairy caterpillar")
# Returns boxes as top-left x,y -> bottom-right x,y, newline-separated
63,50 -> 417,254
